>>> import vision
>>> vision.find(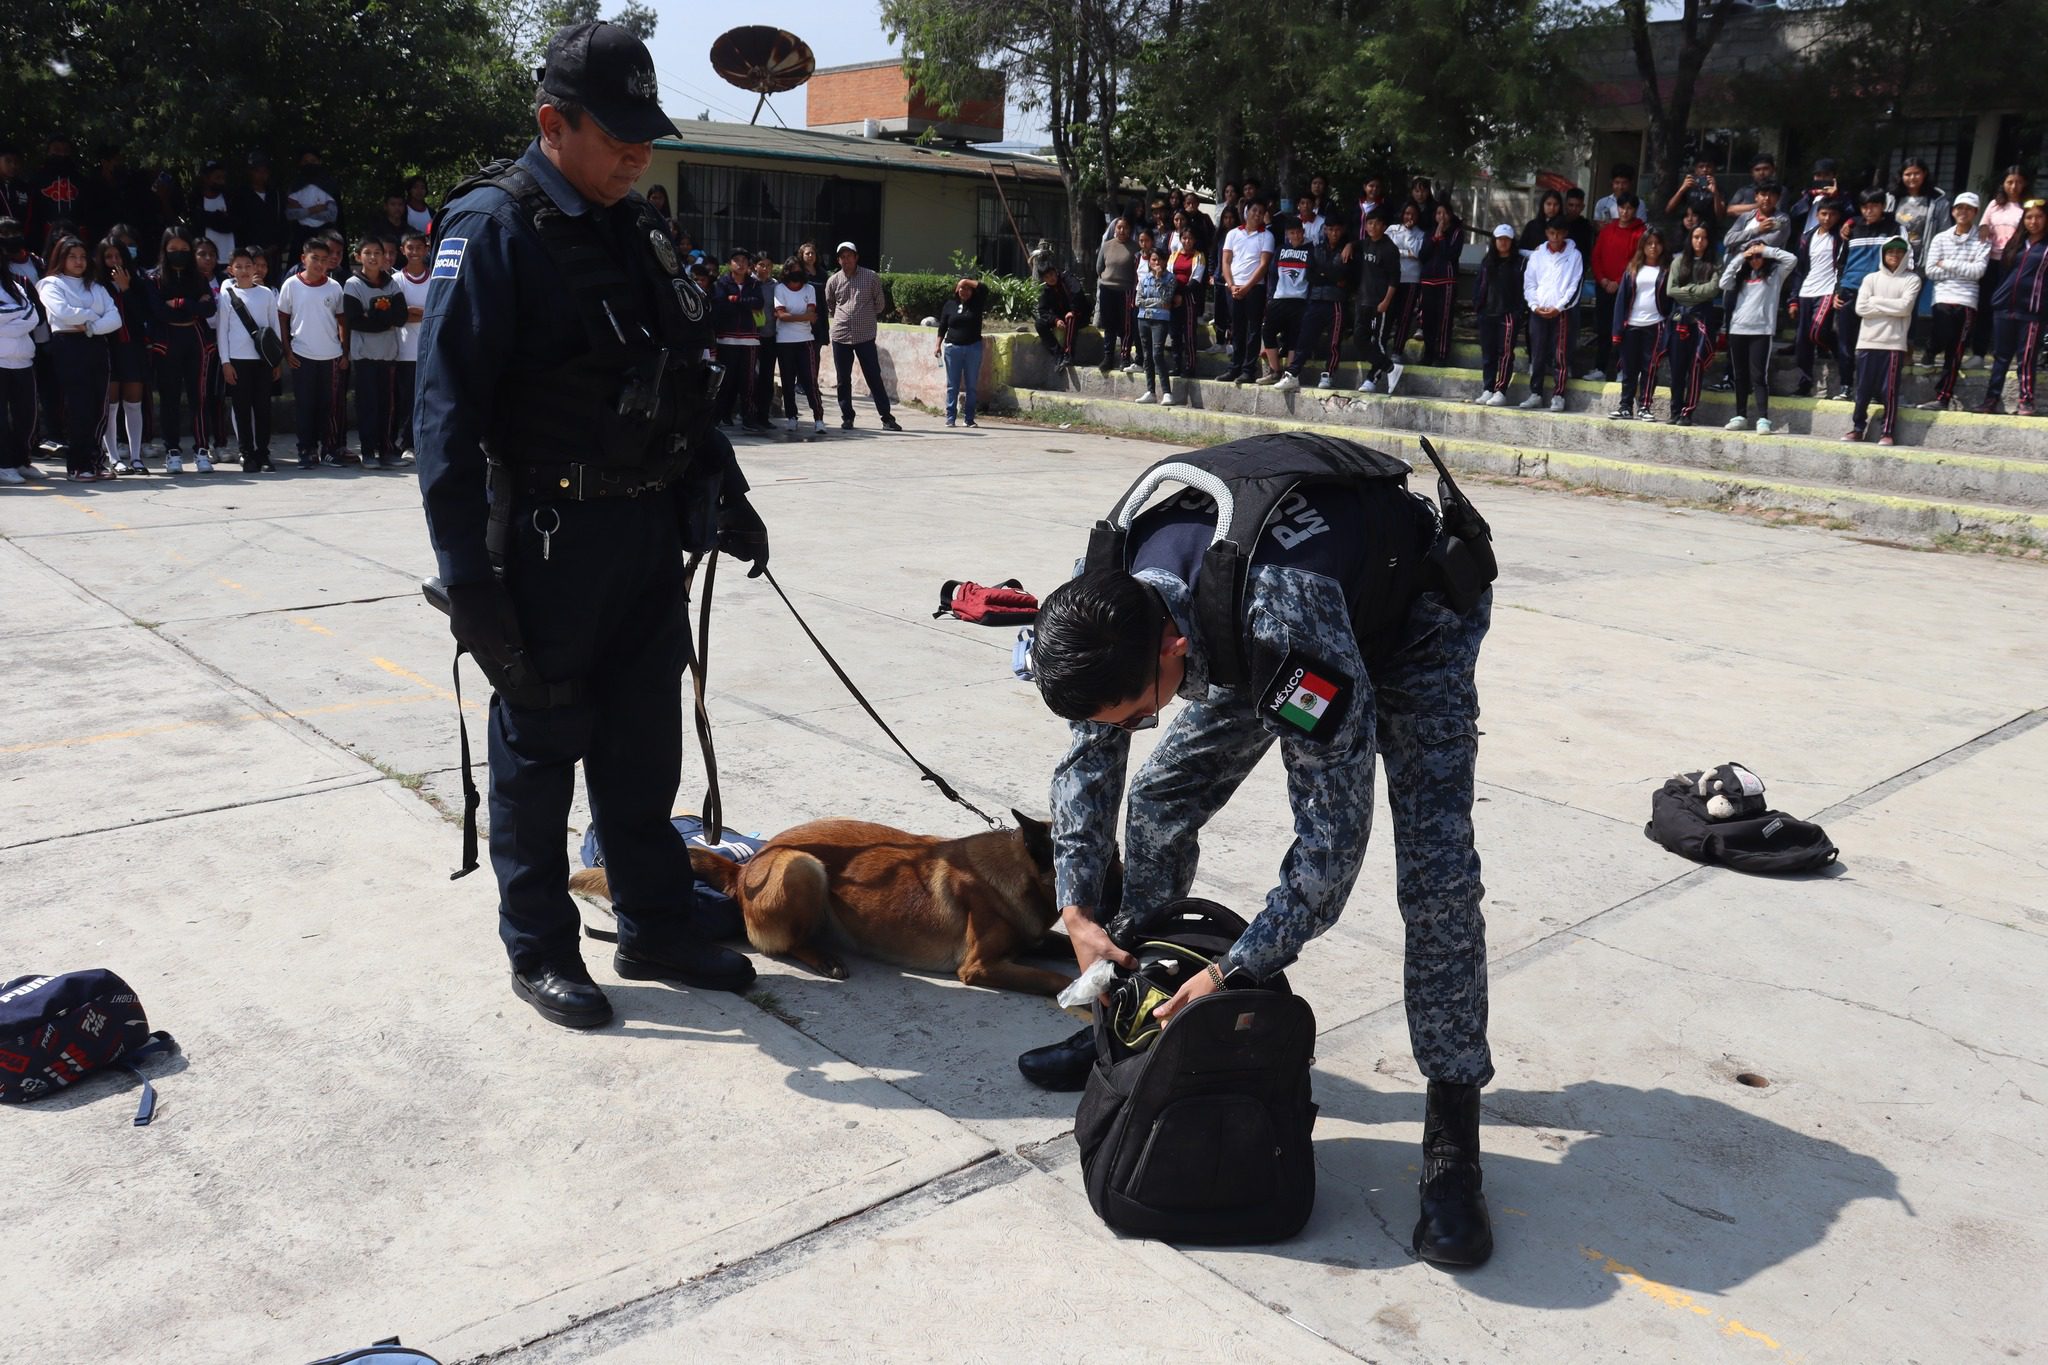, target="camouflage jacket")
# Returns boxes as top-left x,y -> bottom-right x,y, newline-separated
1050,559 -> 1381,981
